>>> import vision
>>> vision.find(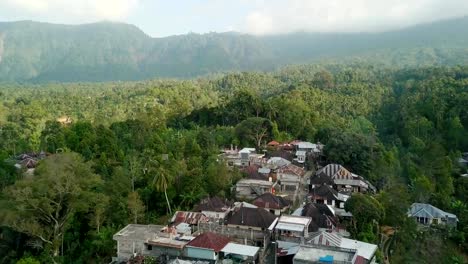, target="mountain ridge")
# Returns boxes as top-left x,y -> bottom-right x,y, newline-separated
1,17 -> 468,82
